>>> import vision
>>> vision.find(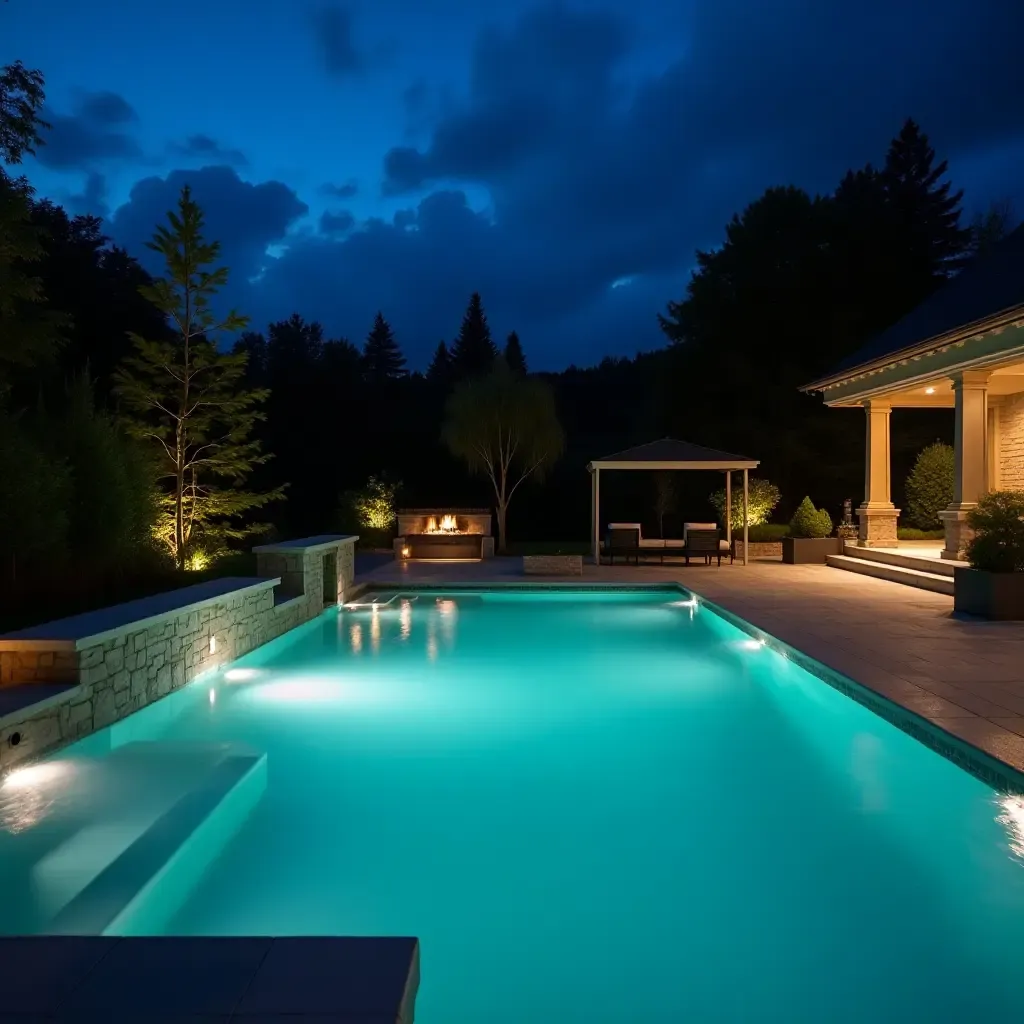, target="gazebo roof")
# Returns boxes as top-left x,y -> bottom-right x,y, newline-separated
587,438 -> 758,471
